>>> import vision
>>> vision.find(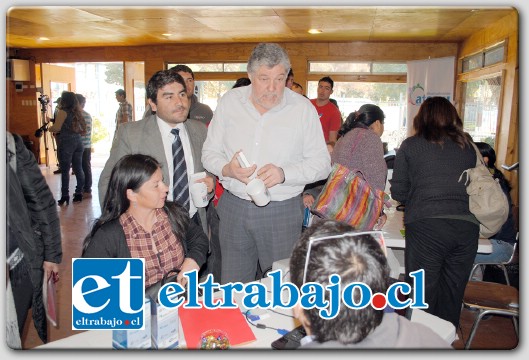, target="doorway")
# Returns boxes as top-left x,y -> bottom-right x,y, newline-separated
39,61 -> 145,167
